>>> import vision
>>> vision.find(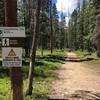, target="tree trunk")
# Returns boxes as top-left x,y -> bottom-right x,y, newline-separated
93,0 -> 100,57
50,0 -> 53,54
26,0 -> 42,95
41,35 -> 44,56
95,14 -> 100,57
